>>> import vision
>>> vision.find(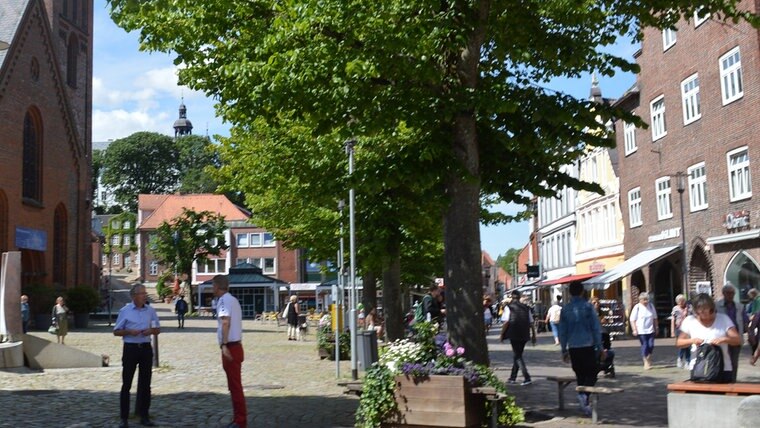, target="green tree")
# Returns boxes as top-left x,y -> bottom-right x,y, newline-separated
107,0 -> 758,364
176,134 -> 220,194
497,248 -> 521,281
150,208 -> 228,309
101,132 -> 179,211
